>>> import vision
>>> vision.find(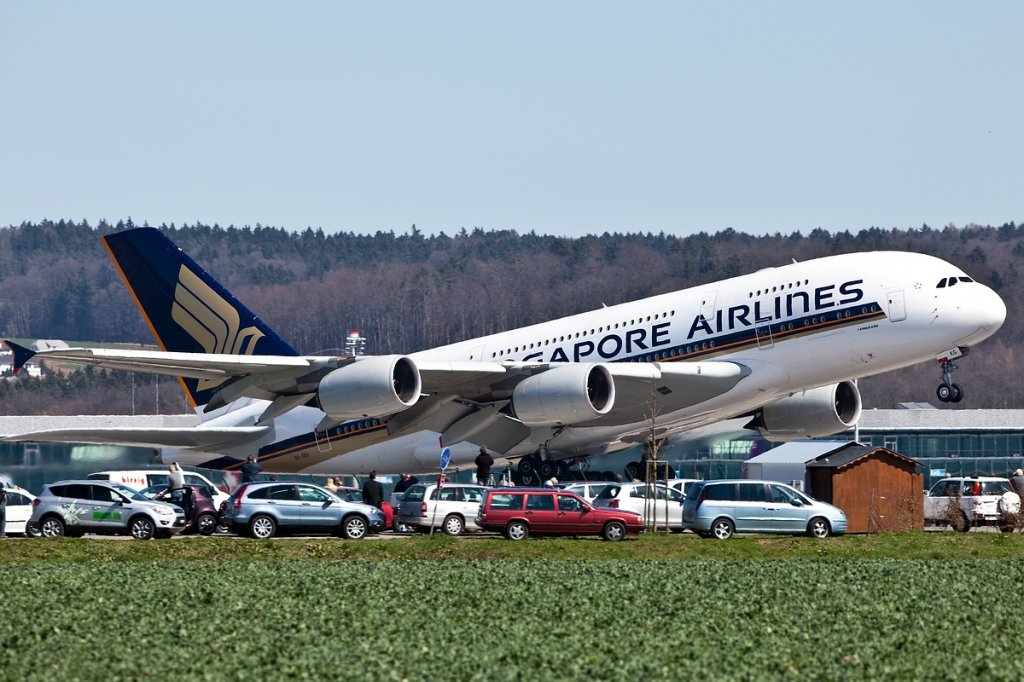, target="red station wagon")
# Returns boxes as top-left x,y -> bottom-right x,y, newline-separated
477,487 -> 644,541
